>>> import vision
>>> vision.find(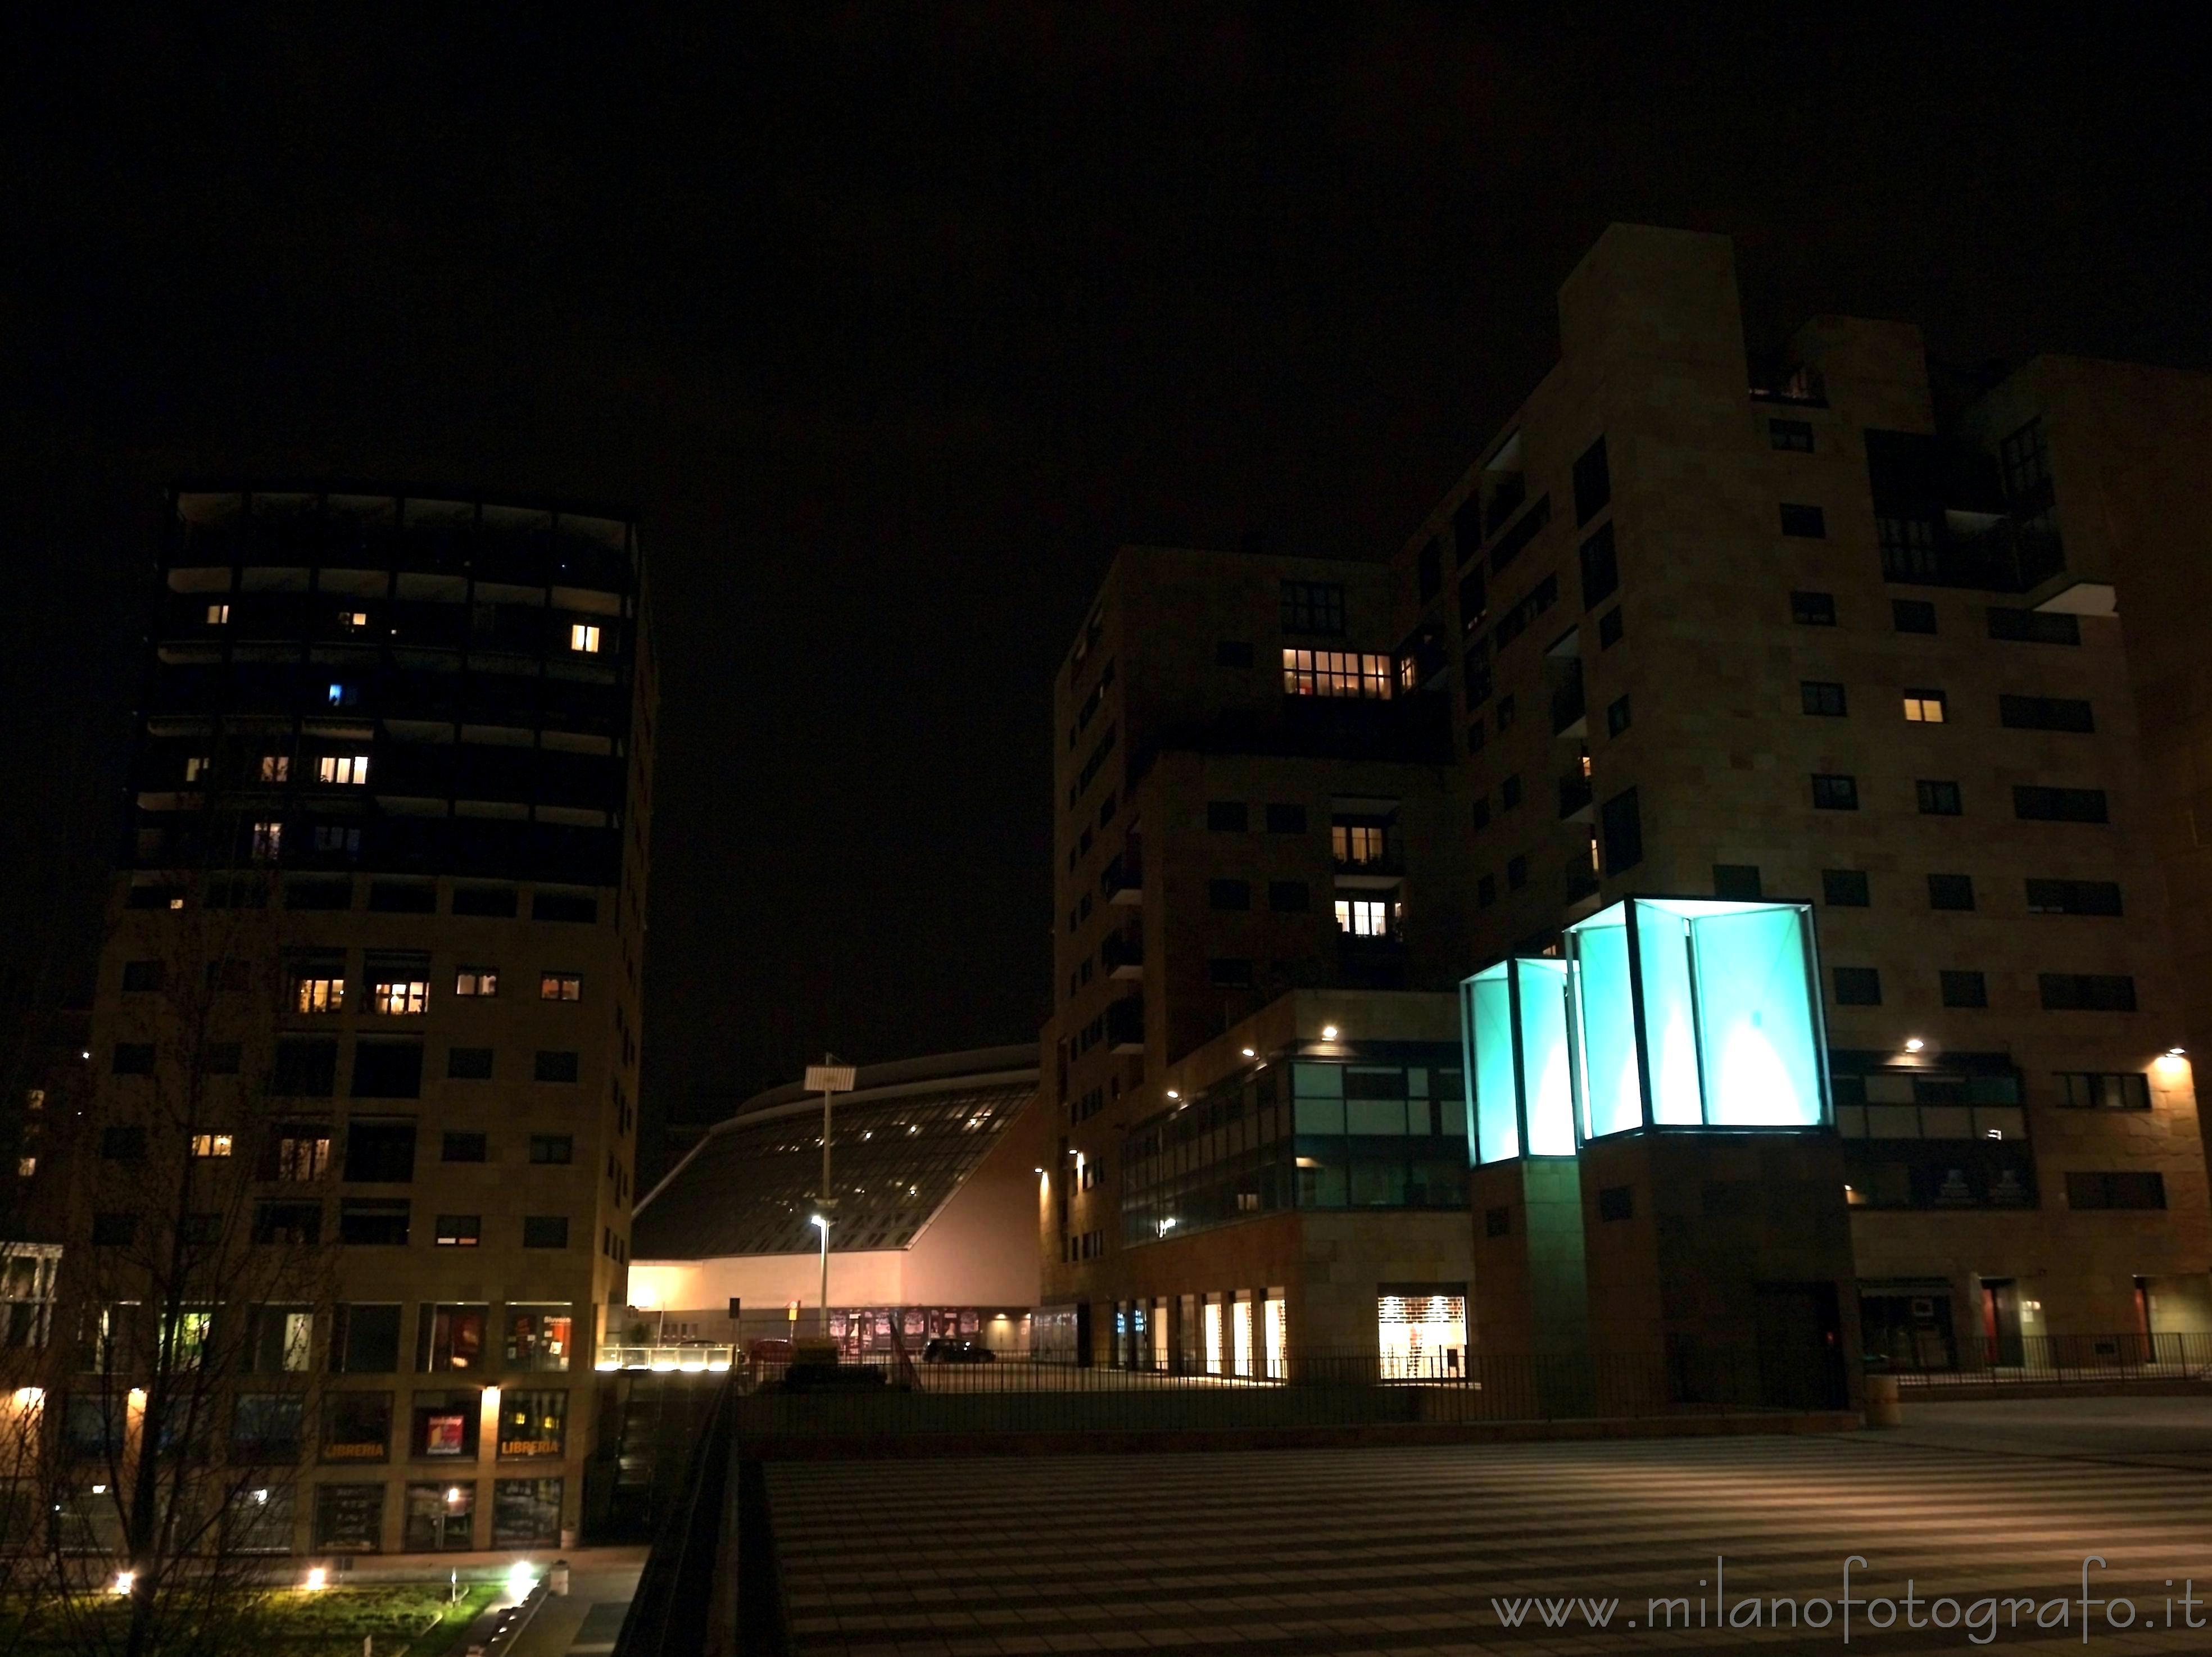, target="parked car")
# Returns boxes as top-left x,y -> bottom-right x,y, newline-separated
923,1337 -> 995,1363
749,1338 -> 794,1365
